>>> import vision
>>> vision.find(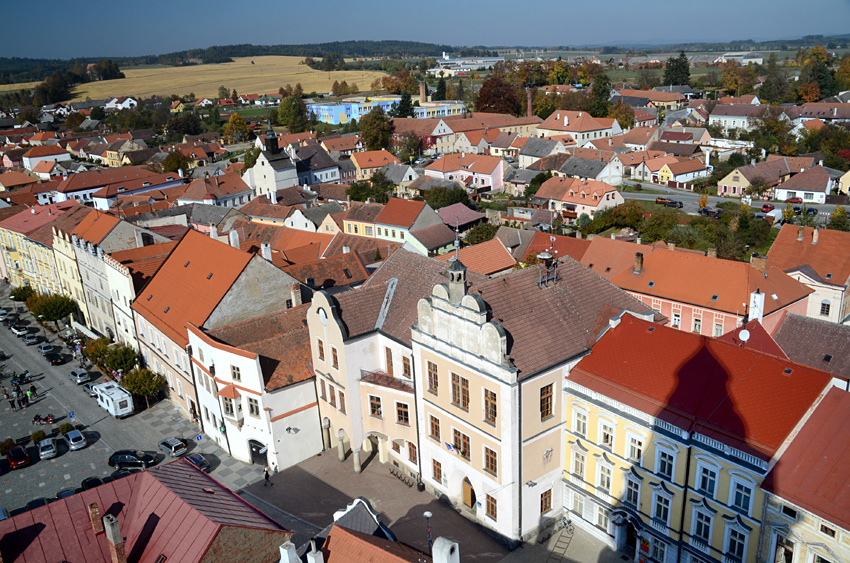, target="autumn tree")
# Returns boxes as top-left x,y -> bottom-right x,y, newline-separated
162,151 -> 190,174
65,112 -> 85,130
223,112 -> 250,143
475,77 -> 520,115
359,107 -> 393,150
836,57 -> 850,92
698,194 -> 708,210
331,80 -> 343,97
588,73 -> 613,118
798,82 -> 821,103
608,99 -> 635,129
121,369 -> 165,409
464,223 -> 498,245
663,51 -> 690,85
829,205 -> 850,232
